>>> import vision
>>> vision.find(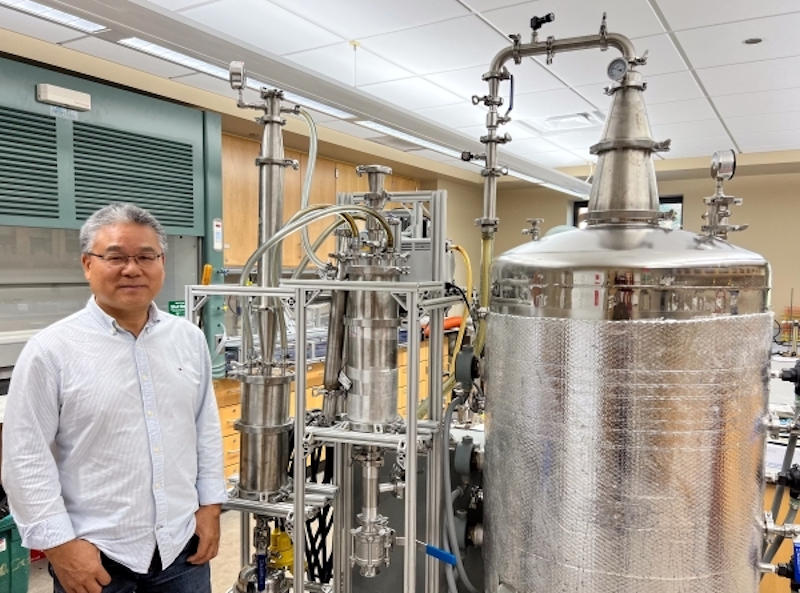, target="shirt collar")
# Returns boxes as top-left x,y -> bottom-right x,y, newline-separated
86,297 -> 163,335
